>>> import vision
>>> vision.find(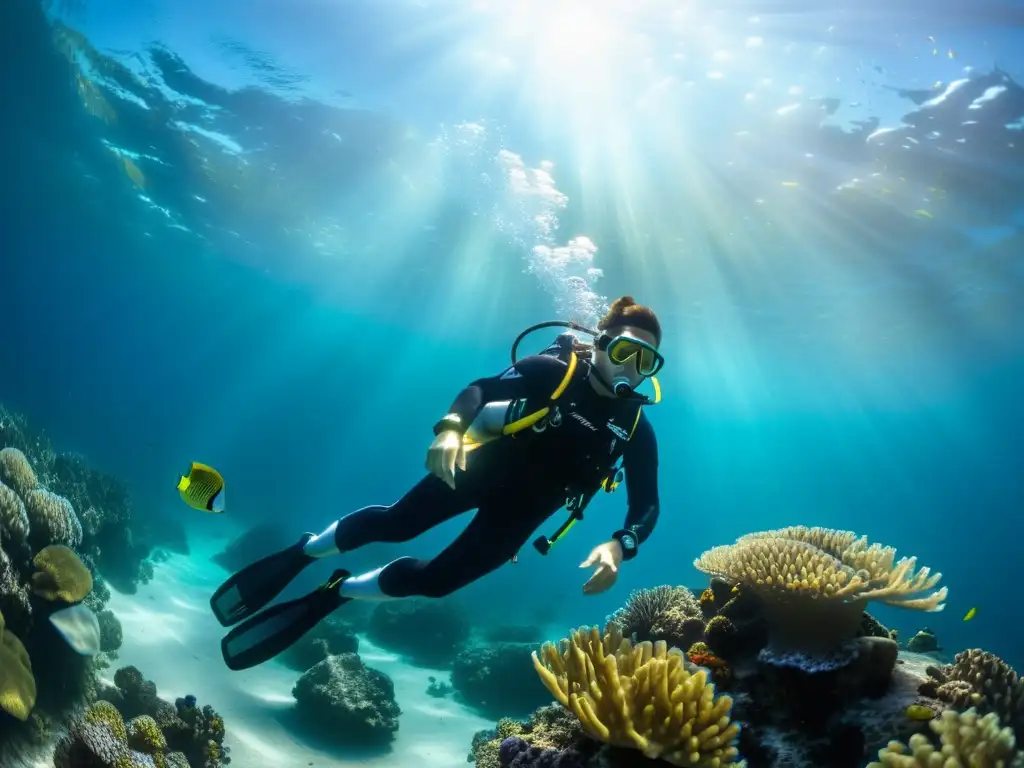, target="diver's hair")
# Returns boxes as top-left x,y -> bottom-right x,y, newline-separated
597,296 -> 662,345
